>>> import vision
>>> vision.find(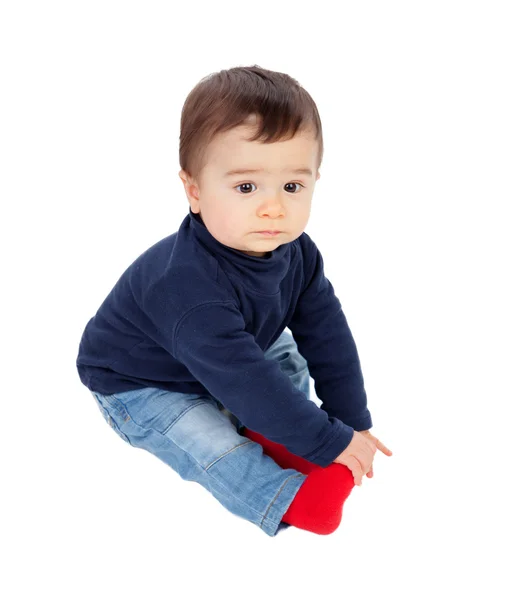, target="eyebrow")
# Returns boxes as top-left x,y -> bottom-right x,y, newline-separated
224,167 -> 313,178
